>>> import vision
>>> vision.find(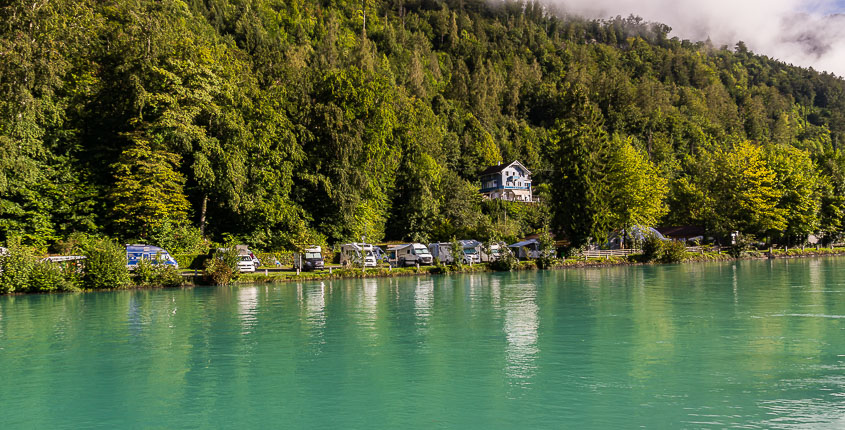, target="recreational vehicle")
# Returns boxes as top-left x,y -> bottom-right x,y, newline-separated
458,240 -> 482,264
293,246 -> 325,271
340,243 -> 378,268
125,244 -> 179,270
387,243 -> 433,267
480,241 -> 508,262
428,241 -> 481,264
